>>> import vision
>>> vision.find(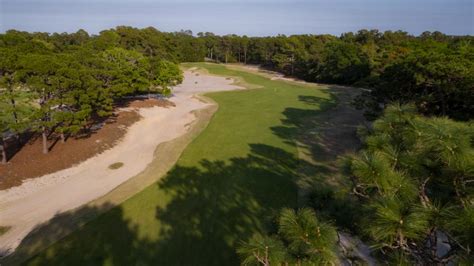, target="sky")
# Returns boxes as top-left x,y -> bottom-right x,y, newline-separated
0,0 -> 473,36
